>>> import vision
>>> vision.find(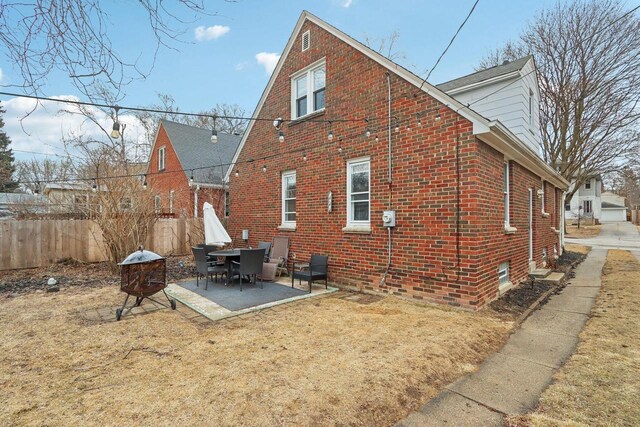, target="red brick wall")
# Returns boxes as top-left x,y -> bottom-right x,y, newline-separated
228,20 -> 562,309
147,124 -> 227,219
